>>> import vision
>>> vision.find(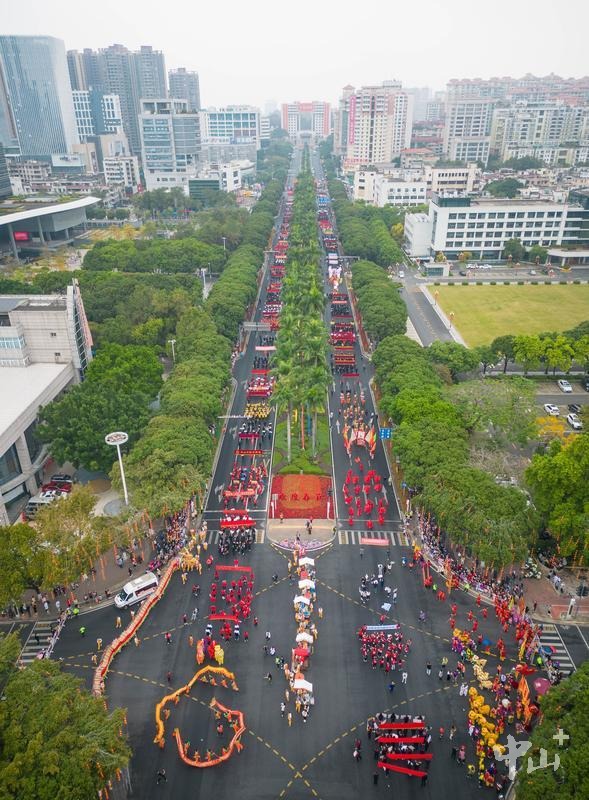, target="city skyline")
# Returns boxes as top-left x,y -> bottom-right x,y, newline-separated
2,0 -> 589,109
